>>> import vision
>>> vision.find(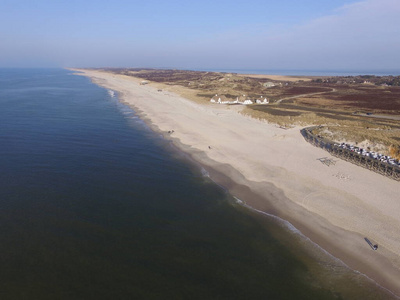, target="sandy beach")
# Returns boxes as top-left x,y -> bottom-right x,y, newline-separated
74,69 -> 400,296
